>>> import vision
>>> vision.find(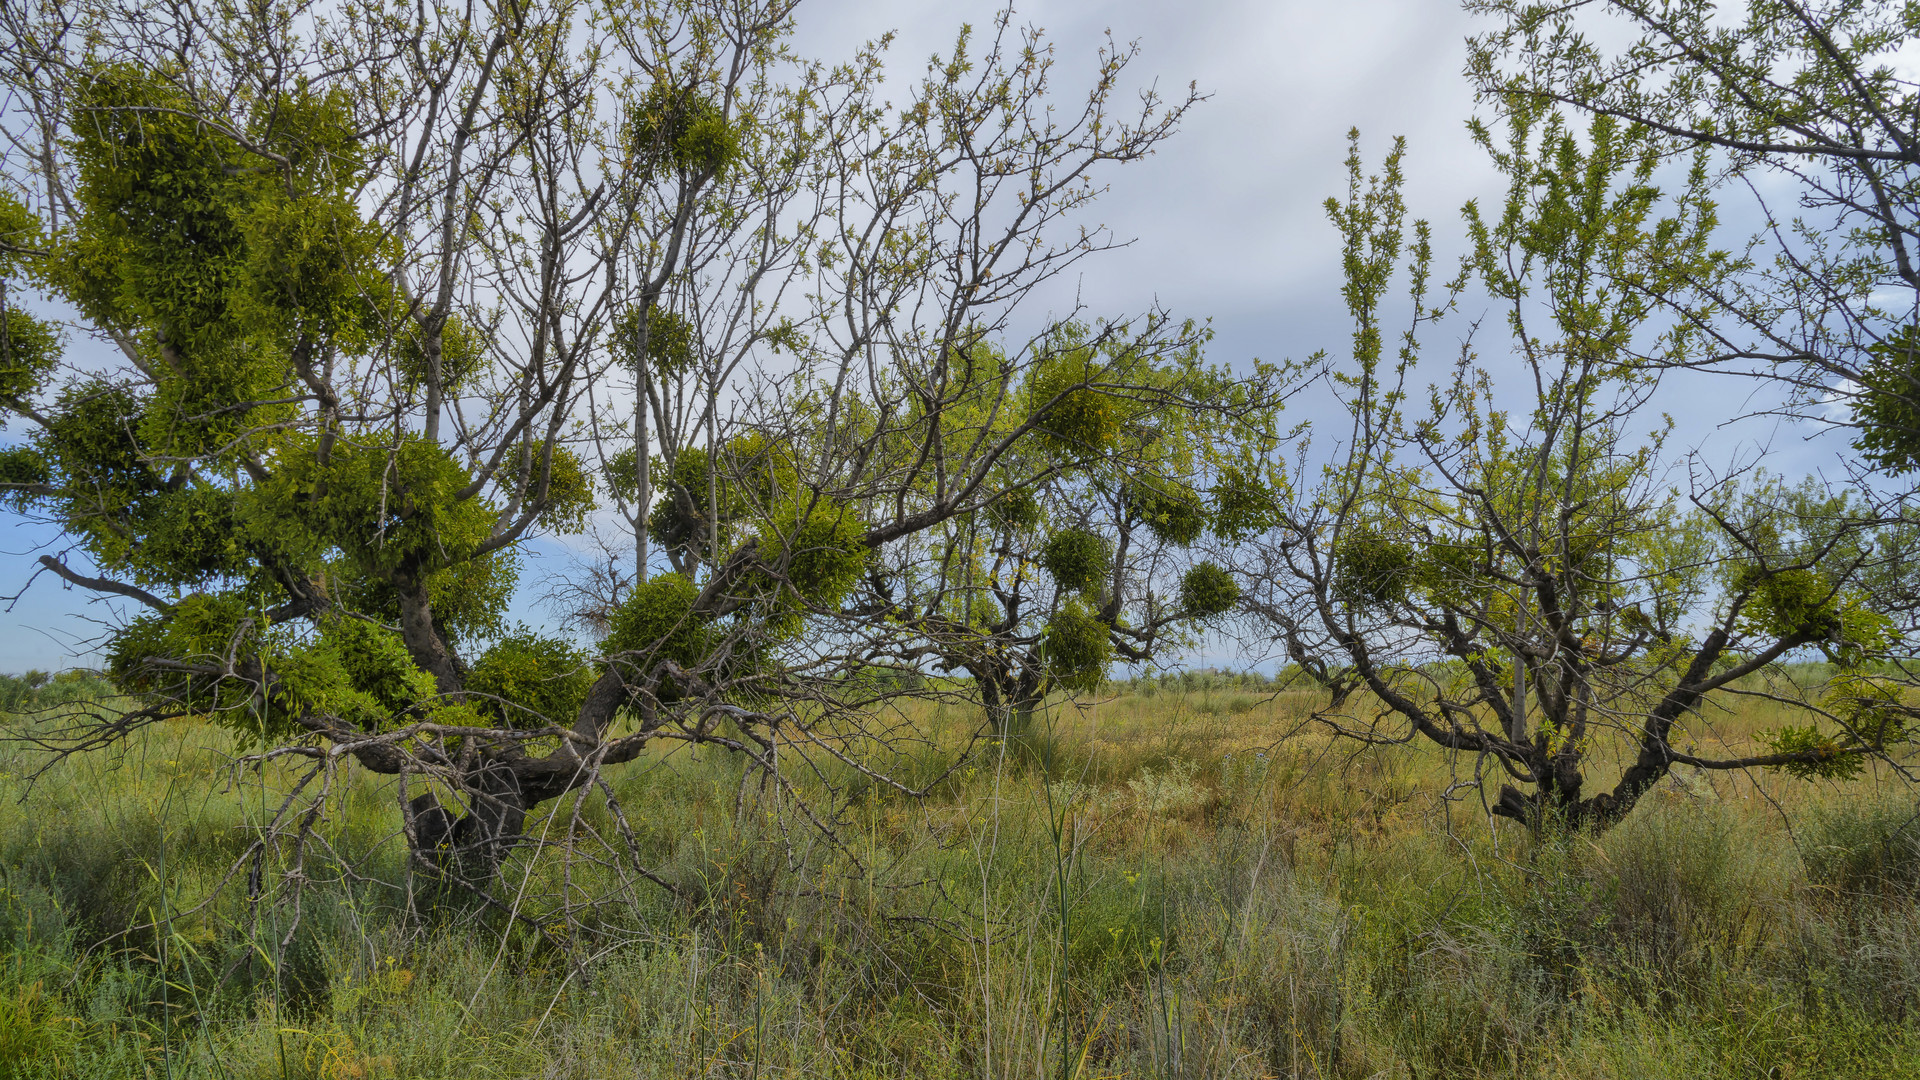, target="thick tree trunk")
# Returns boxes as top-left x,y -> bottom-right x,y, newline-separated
404,761 -> 529,882
393,574 -> 463,695
975,660 -> 1049,738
